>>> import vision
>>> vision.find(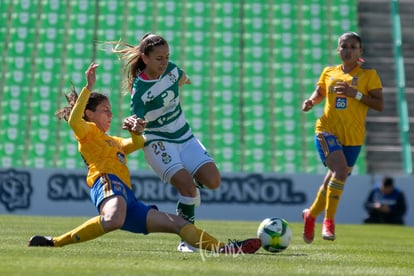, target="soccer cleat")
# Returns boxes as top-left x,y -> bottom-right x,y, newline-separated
177,240 -> 197,253
302,209 -> 316,244
28,235 -> 54,247
219,238 -> 261,254
322,219 -> 336,241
